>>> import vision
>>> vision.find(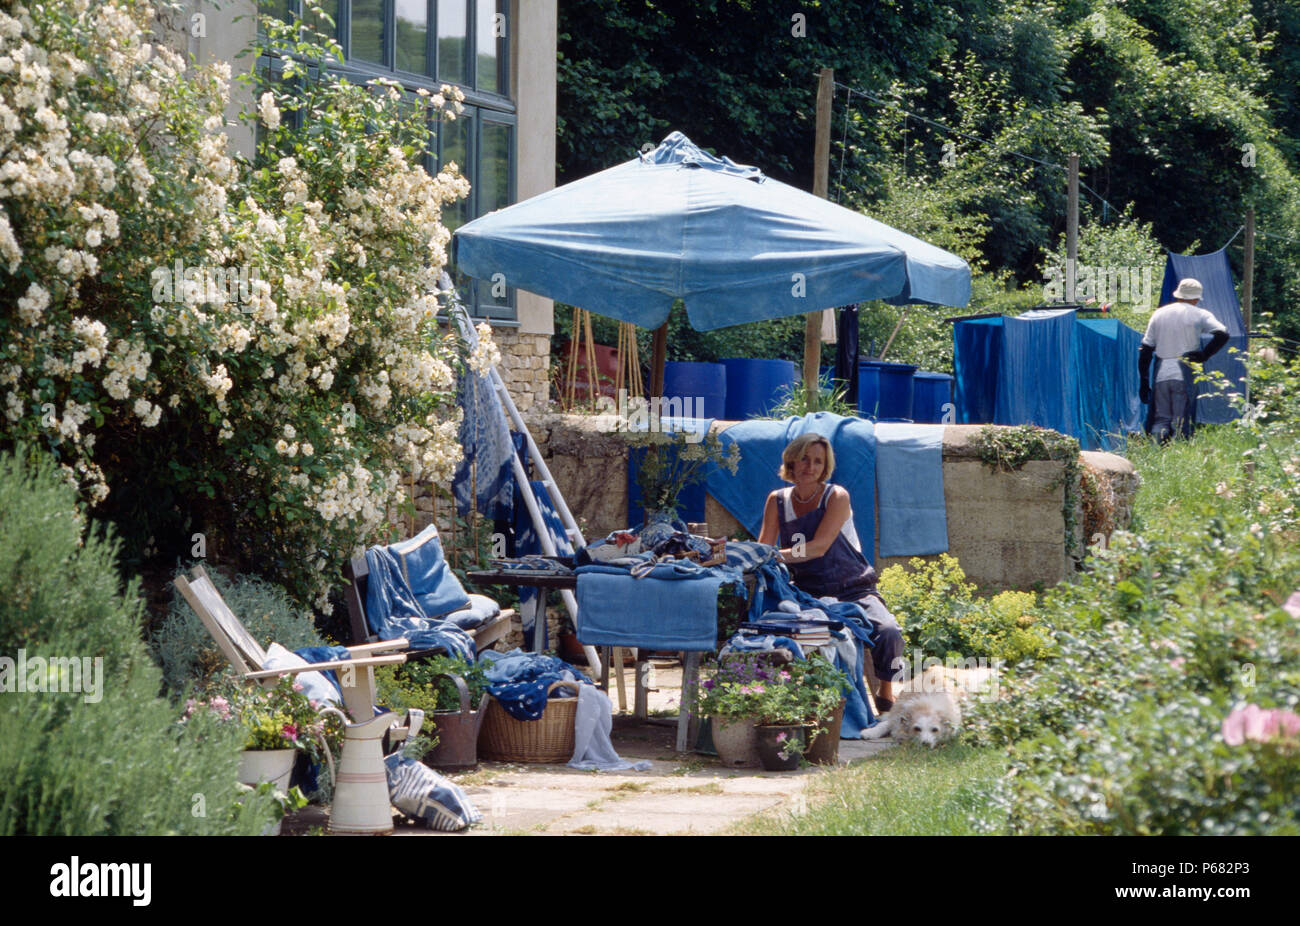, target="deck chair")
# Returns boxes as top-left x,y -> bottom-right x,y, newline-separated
174,565 -> 420,834
343,524 -> 516,655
